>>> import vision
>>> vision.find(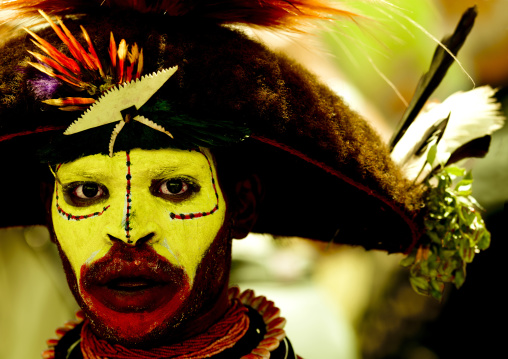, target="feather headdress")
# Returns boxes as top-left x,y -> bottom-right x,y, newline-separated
24,10 -> 144,110
0,0 -> 503,304
1,0 -> 360,30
